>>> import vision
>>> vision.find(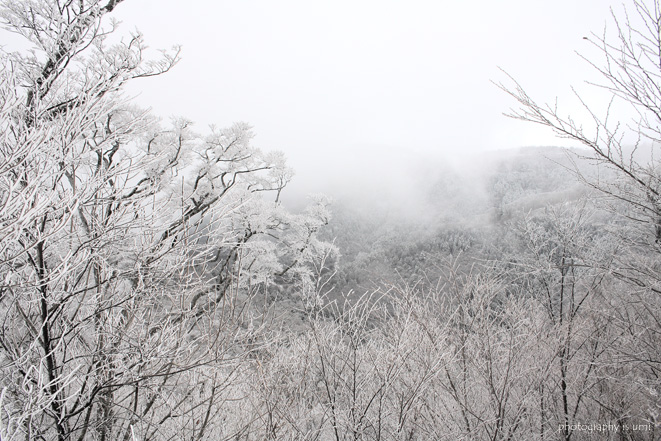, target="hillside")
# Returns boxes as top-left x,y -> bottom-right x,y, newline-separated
320,146 -> 600,295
